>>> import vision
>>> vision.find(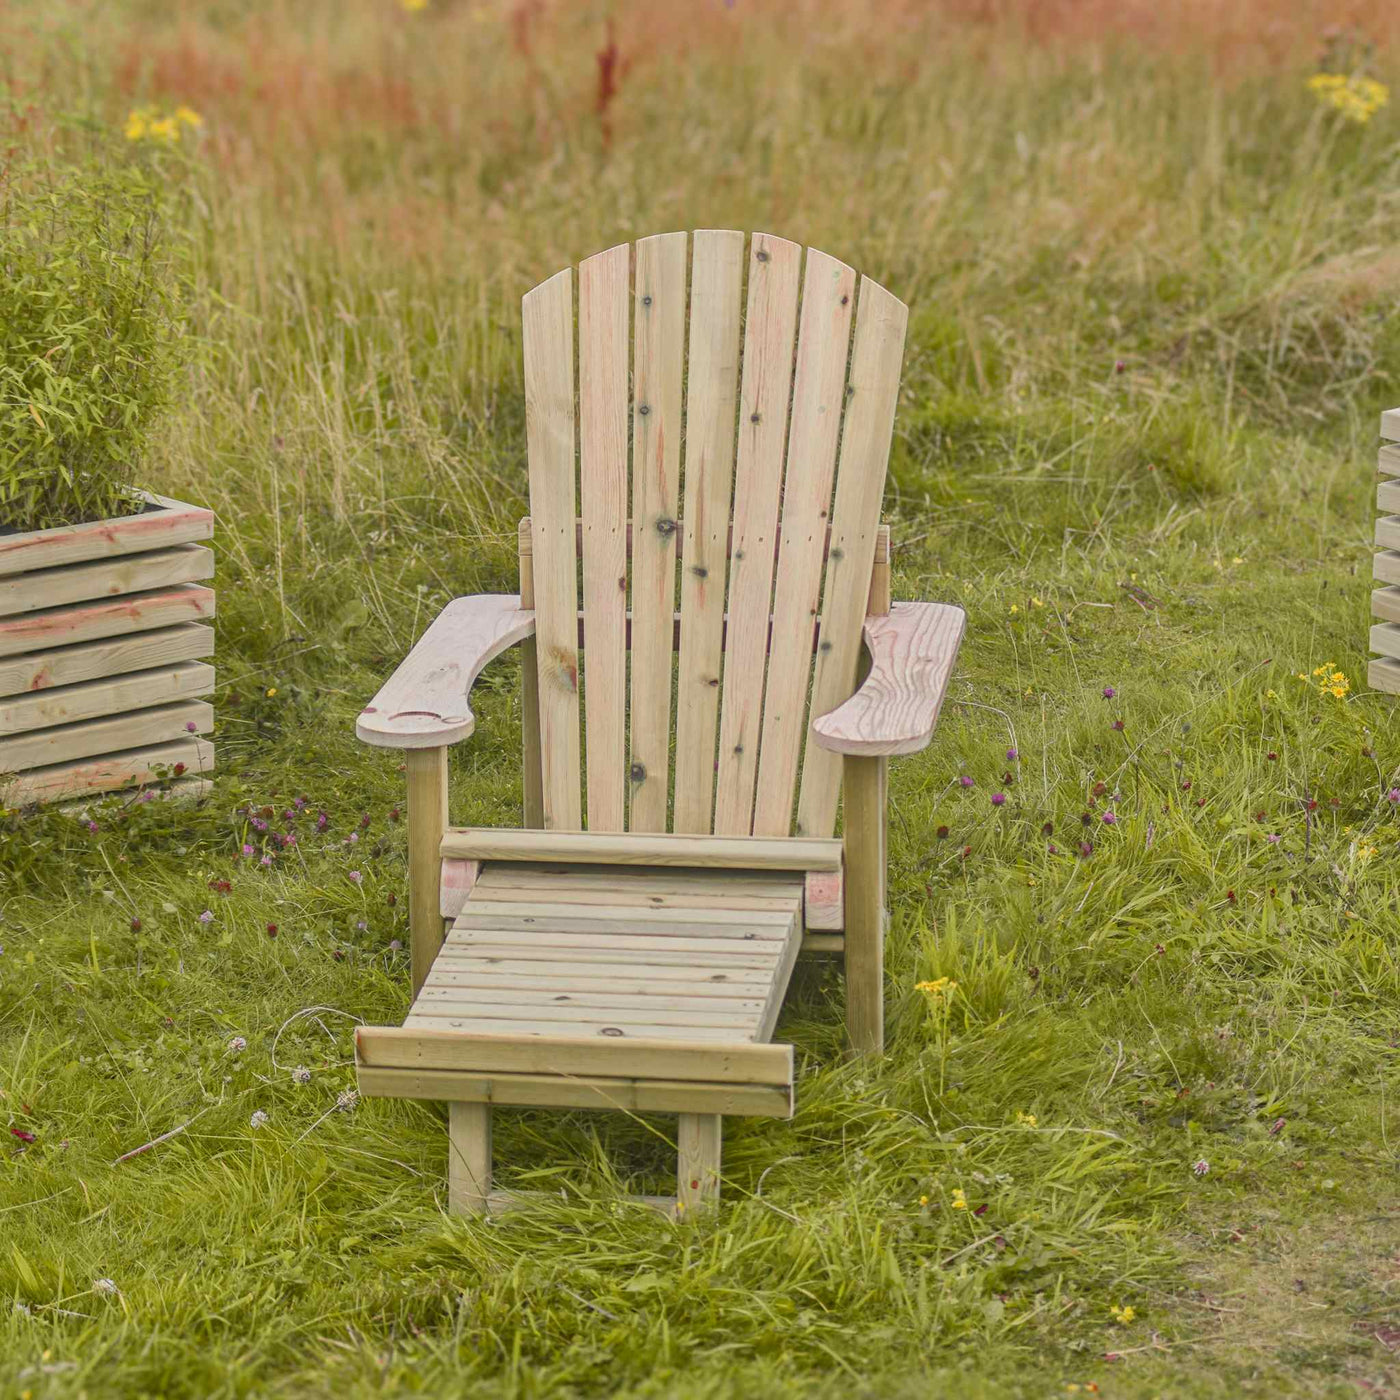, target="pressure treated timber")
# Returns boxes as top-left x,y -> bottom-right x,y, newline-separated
0,544 -> 213,618
449,1102 -> 491,1216
0,699 -> 212,772
358,1066 -> 793,1117
1373,414 -> 1400,693
1,737 -> 213,807
354,233 -> 967,1212
0,494 -> 213,578
1373,588 -> 1400,625
813,603 -> 966,757
440,828 -> 841,871
356,1026 -> 795,1085
1375,552 -> 1400,587
357,595 -> 534,748
0,622 -> 214,698
678,1113 -> 722,1209
1371,656 -> 1400,695
0,662 -> 214,736
406,747 -> 449,998
0,584 -> 214,660
804,868 -> 844,931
